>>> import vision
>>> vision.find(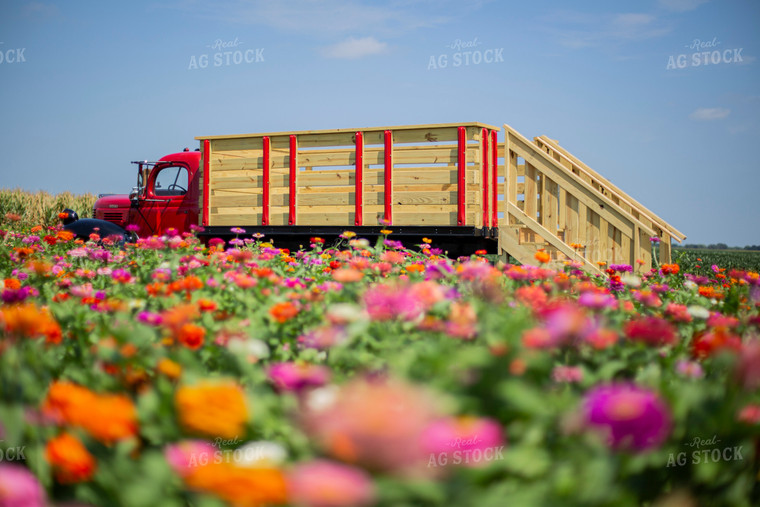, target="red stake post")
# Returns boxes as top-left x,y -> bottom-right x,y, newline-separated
355,132 -> 364,226
288,135 -> 297,225
457,126 -> 466,226
491,130 -> 498,228
202,139 -> 210,227
262,136 -> 271,226
481,128 -> 490,228
383,130 -> 393,225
